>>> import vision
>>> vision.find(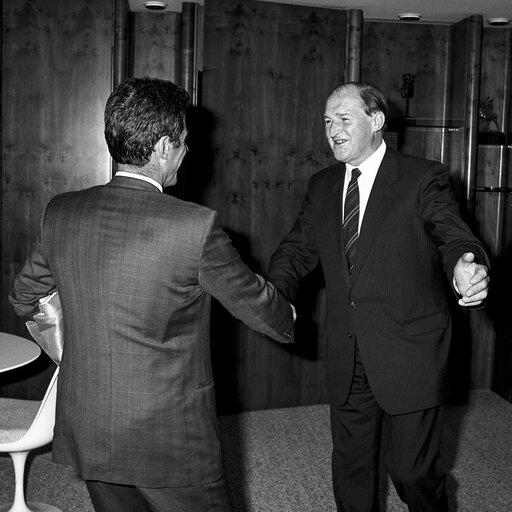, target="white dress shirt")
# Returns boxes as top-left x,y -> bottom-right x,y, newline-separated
115,171 -> 163,193
342,140 -> 386,233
